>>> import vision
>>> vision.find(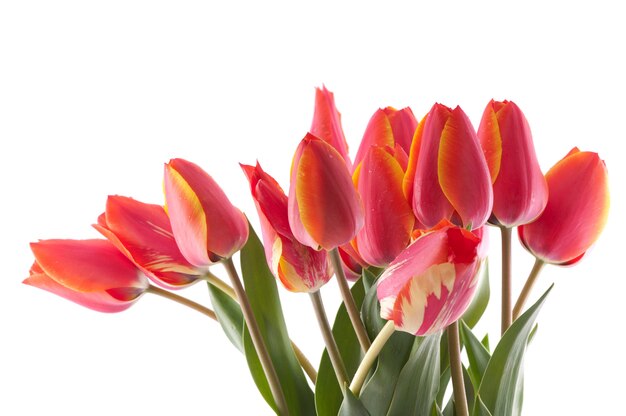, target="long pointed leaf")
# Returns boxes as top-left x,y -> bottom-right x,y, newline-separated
207,282 -> 244,352
461,259 -> 490,328
339,389 -> 372,416
459,320 -> 491,390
